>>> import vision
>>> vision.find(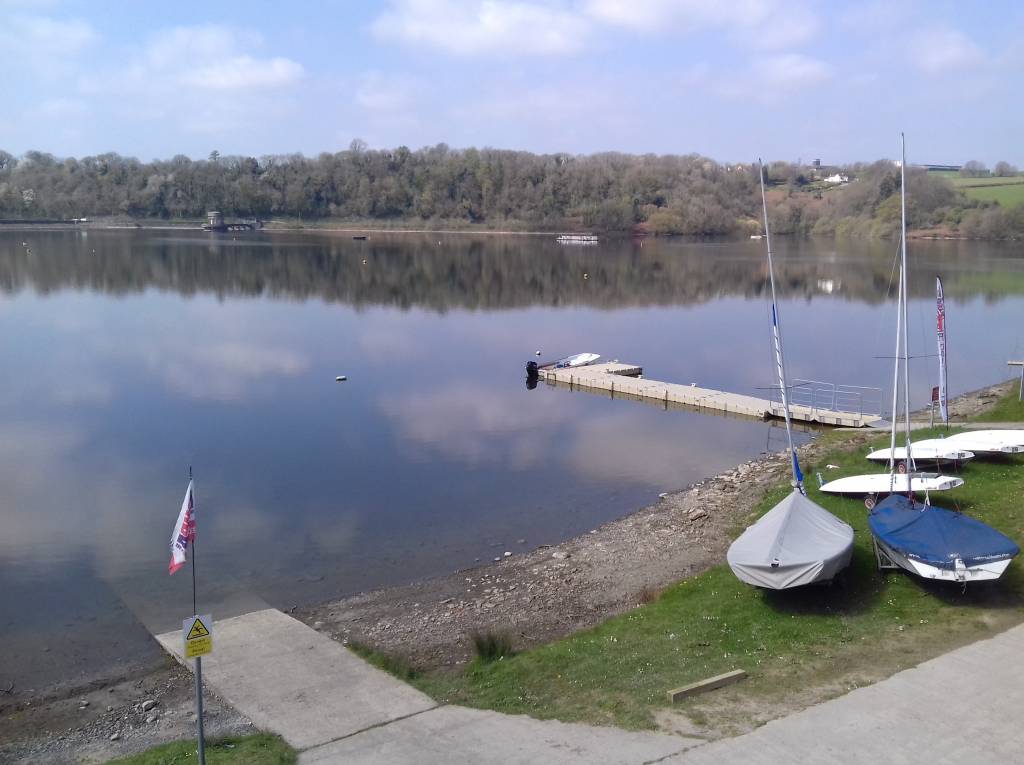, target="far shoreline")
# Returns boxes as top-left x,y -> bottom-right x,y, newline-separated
0,219 -> 1010,241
